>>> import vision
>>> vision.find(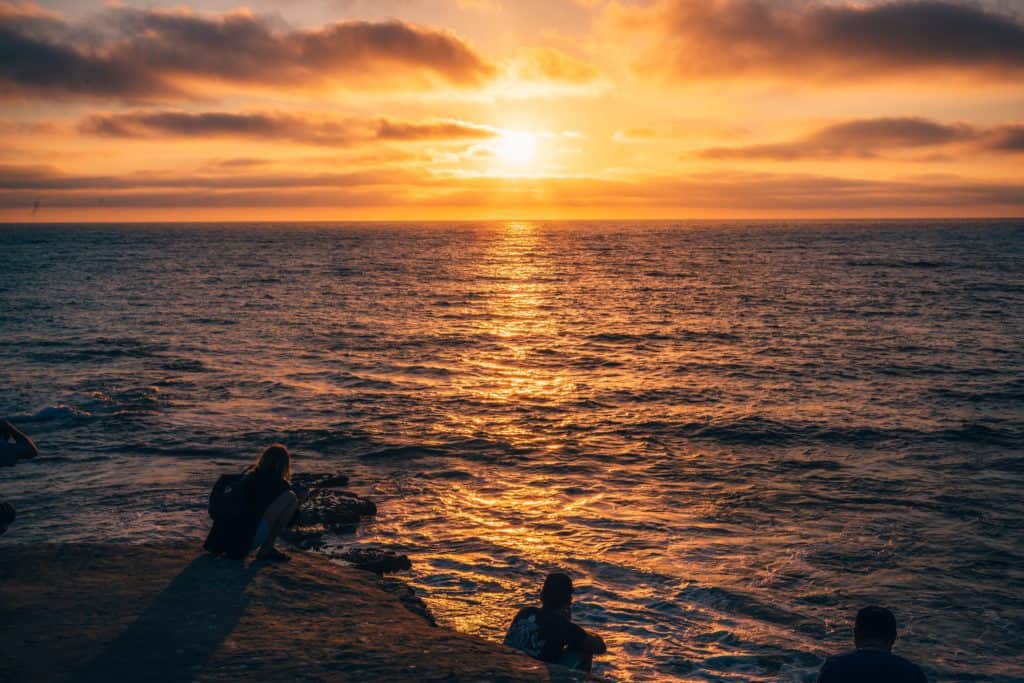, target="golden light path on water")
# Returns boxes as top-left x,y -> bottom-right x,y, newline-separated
356,222 -> 803,679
